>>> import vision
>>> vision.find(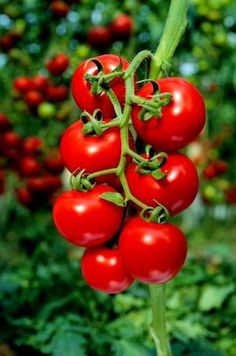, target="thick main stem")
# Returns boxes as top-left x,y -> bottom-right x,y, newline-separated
149,0 -> 189,79
149,285 -> 172,356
